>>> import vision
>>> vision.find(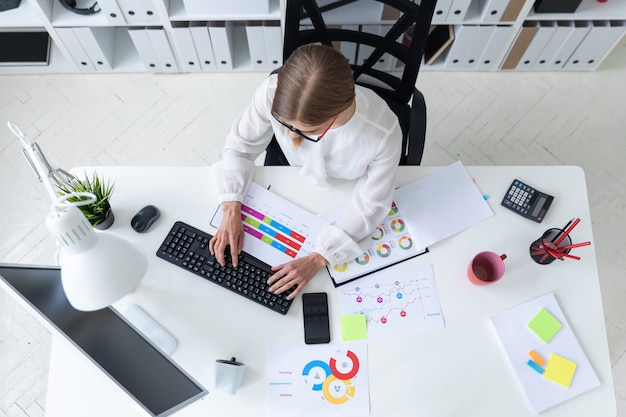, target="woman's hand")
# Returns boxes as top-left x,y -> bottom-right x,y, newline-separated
209,201 -> 244,267
267,252 -> 328,300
